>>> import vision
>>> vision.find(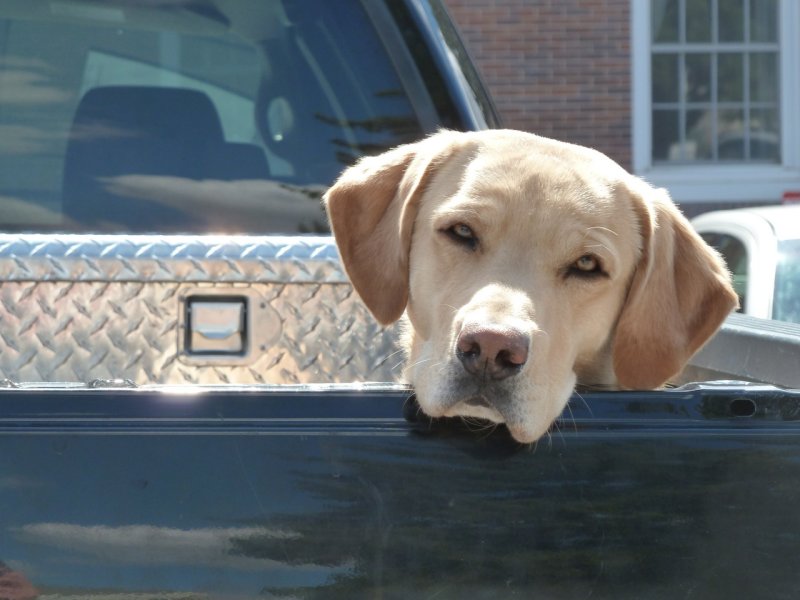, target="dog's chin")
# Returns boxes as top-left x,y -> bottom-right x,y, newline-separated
434,397 -> 558,444
412,365 -> 576,445
442,396 -> 505,423
504,421 -> 558,445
